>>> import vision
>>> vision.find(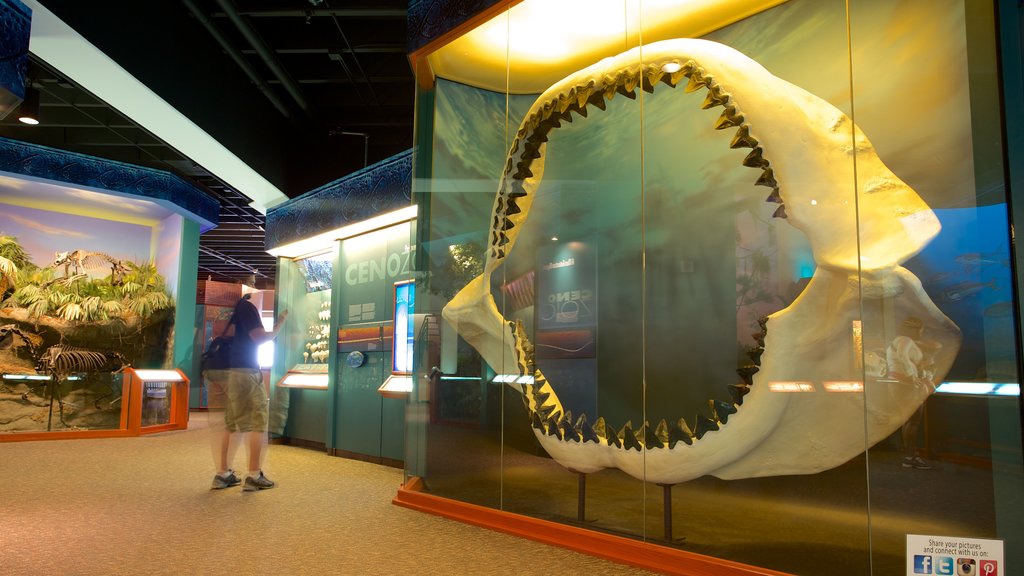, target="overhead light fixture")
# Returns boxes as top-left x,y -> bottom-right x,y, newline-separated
17,86 -> 39,125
